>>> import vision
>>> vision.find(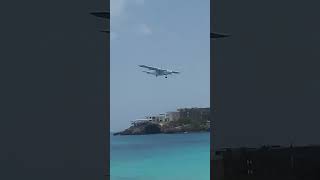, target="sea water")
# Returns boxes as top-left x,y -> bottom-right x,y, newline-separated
110,132 -> 210,180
